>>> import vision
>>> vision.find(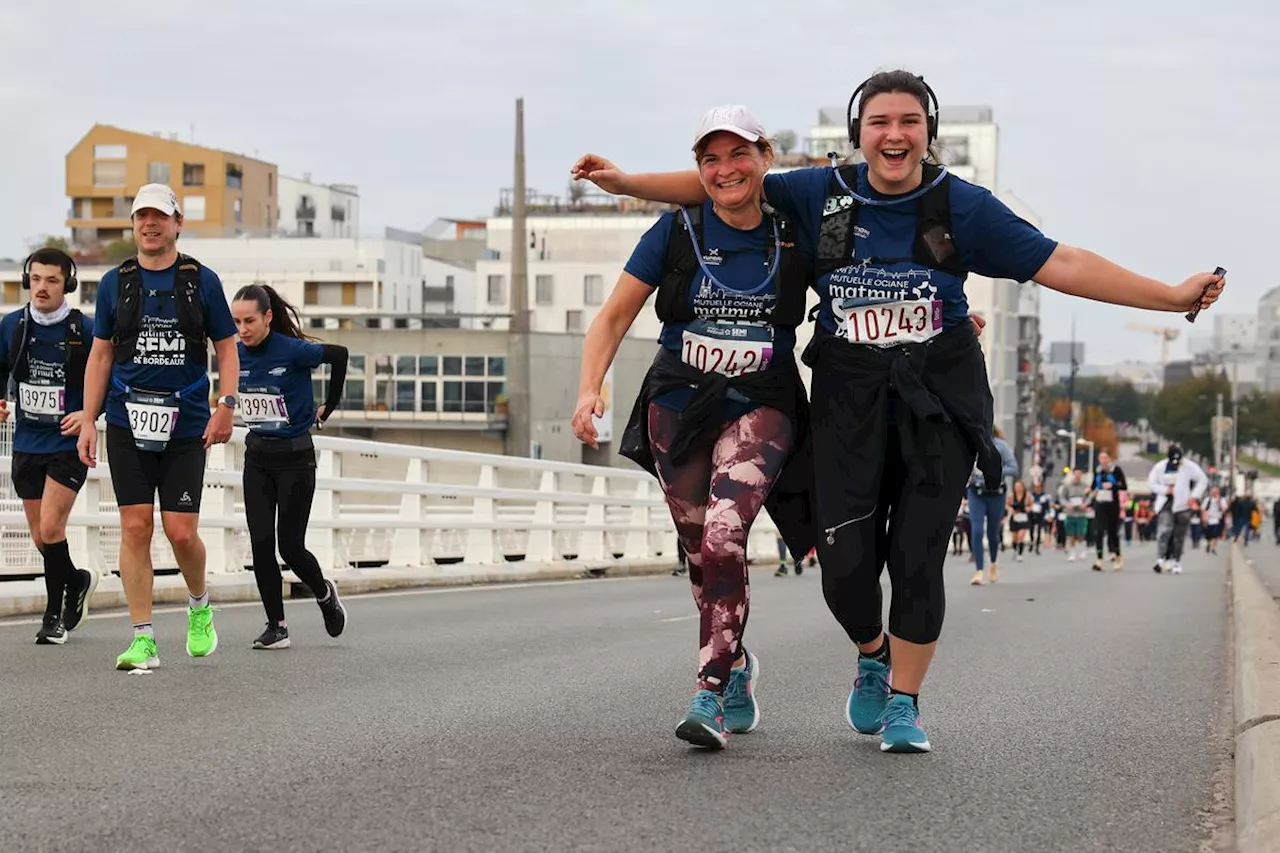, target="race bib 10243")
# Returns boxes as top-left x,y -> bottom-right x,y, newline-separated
841,298 -> 942,347
680,321 -> 773,378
